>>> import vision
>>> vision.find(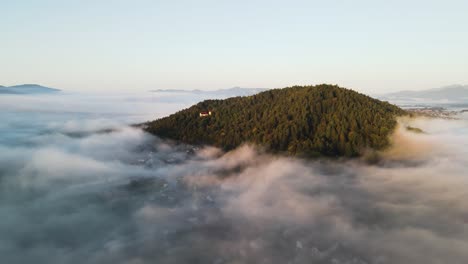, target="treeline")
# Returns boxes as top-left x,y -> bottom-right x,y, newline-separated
145,84 -> 407,157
